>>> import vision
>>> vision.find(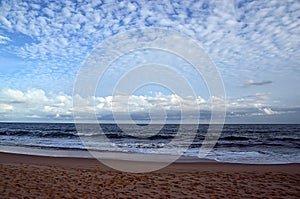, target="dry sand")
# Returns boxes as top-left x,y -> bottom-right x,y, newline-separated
0,152 -> 299,198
